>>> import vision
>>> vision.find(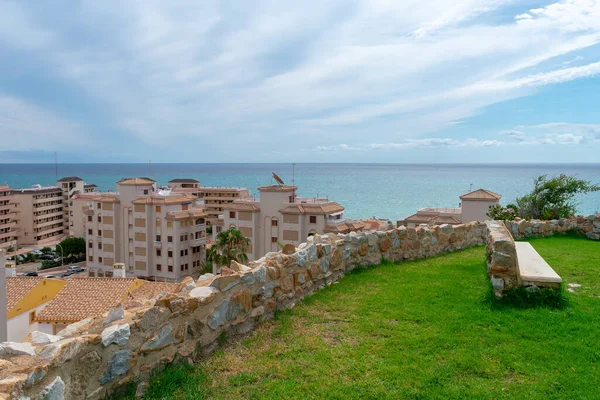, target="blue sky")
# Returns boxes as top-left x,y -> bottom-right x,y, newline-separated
0,0 -> 599,163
